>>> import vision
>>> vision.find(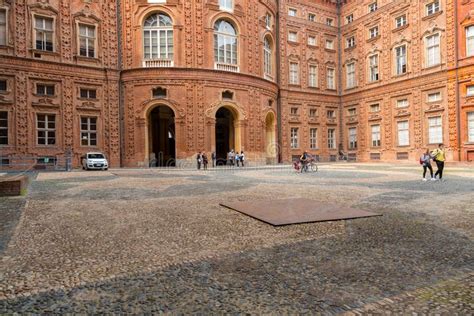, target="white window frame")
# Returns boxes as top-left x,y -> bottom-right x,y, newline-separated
36,114 -> 56,146
426,1 -> 440,16
468,112 -> 474,142
396,15 -> 407,28
370,103 -> 380,112
348,127 -> 357,149
328,128 -> 336,149
288,31 -> 298,42
395,45 -> 407,75
425,33 -> 441,67
326,18 -> 334,26
290,127 -> 299,149
288,8 -> 297,17
308,13 -> 316,22
467,85 -> 474,96
346,14 -> 353,24
144,13 -> 174,61
371,125 -> 381,147
80,116 -> 98,147
289,62 -> 299,85
346,36 -> 355,48
219,0 -> 233,12
428,116 -> 443,144
369,54 -> 379,82
327,67 -> 335,90
308,64 -> 318,88
396,99 -> 409,108
397,120 -> 409,146
369,26 -> 379,39
263,37 -> 272,79
308,35 -> 317,46
265,14 -> 272,29
346,62 -> 356,89
368,2 -> 378,13
325,39 -> 334,50
466,26 -> 474,57
310,128 -> 318,149
0,8 -> 7,46
34,15 -> 54,52
214,20 -> 238,66
427,92 -> 442,102
78,23 -> 96,58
